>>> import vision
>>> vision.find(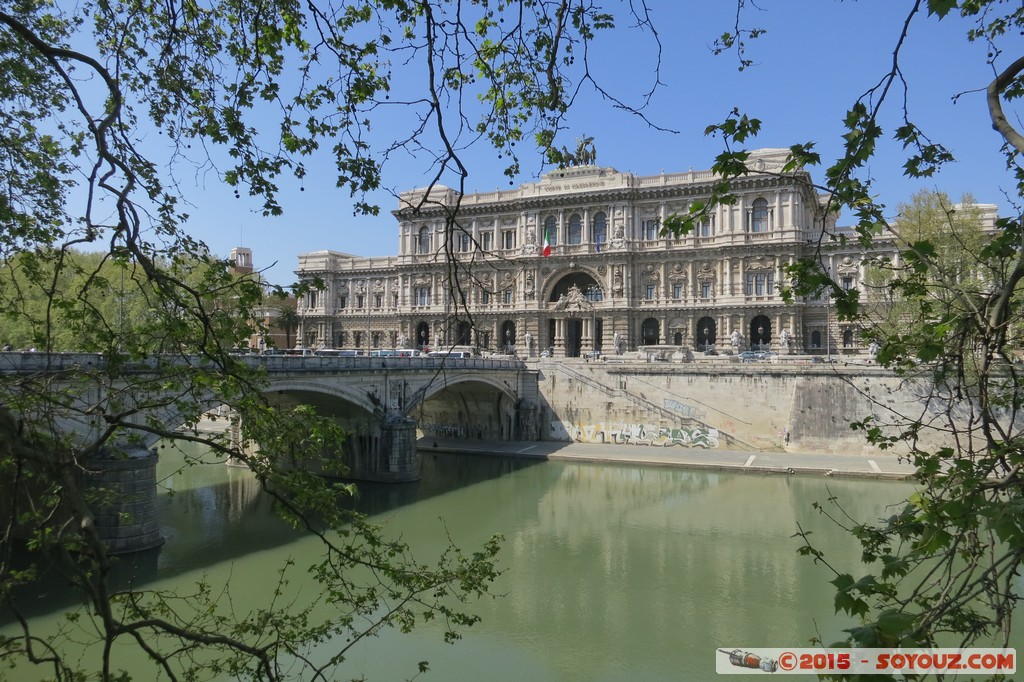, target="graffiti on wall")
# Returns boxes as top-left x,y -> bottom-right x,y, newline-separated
662,398 -> 706,420
421,422 -> 471,439
563,421 -> 720,448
